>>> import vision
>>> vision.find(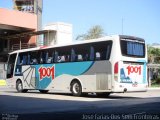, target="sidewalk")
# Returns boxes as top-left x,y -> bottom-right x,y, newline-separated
148,87 -> 160,90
